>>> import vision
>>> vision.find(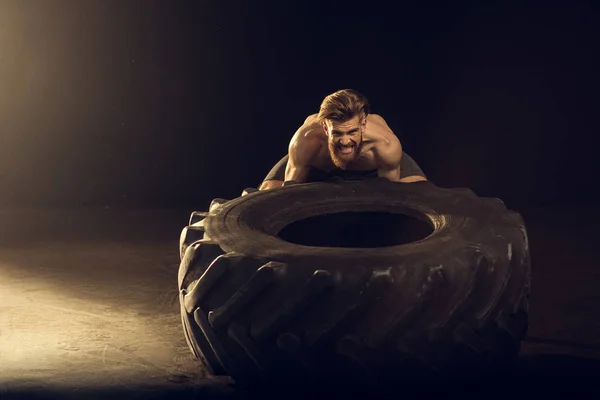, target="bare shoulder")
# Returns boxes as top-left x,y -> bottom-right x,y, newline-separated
304,113 -> 319,125
294,113 -> 321,139
290,113 -> 323,146
288,114 -> 323,164
366,114 -> 401,146
367,113 -> 386,123
367,113 -> 392,128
